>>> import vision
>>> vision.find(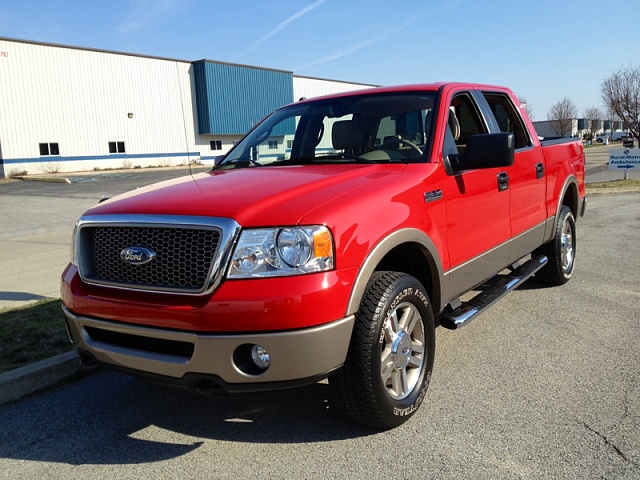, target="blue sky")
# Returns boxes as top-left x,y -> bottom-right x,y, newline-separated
1,0 -> 638,119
